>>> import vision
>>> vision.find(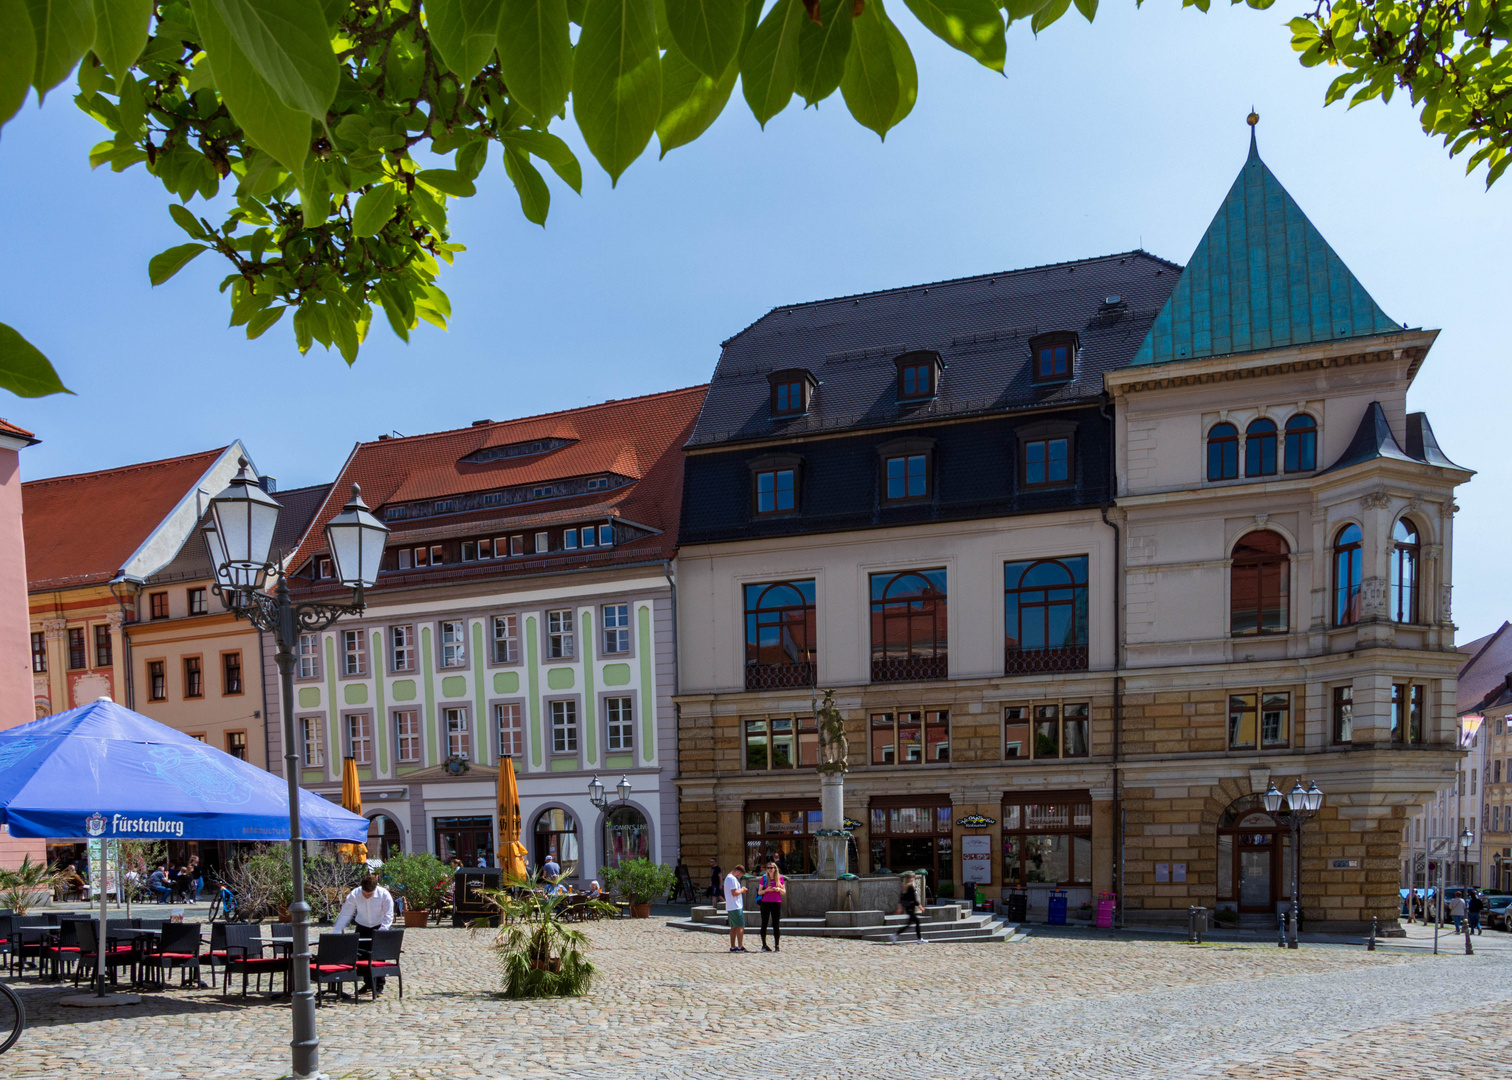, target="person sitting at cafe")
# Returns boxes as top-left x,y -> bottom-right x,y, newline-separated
333,874 -> 395,995
585,880 -> 605,899
148,864 -> 171,903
